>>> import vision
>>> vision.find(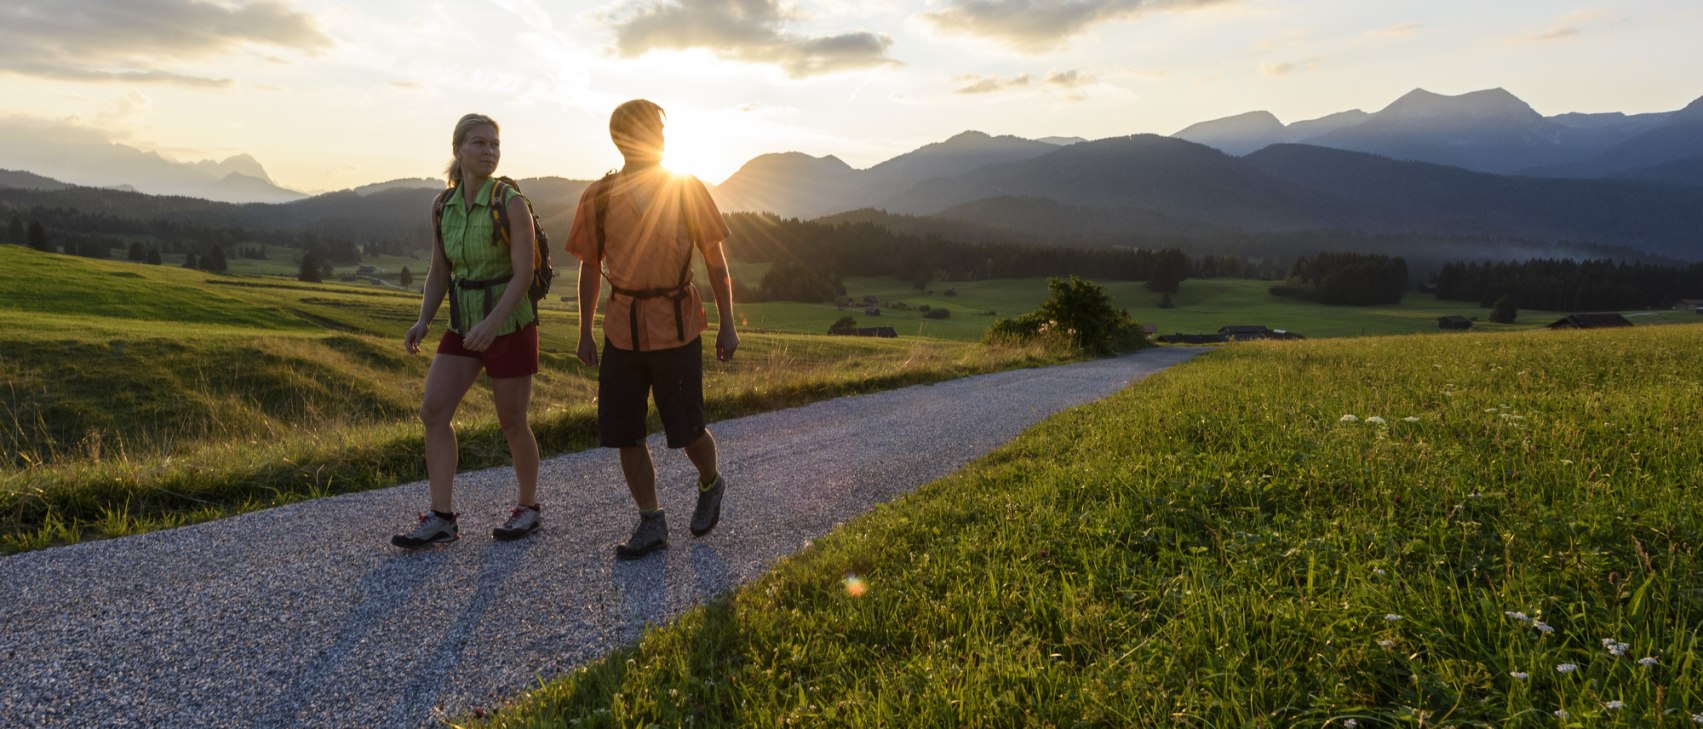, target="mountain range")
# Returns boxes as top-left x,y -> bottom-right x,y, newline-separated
0,118 -> 306,204
1173,87 -> 1703,180
3,87 -> 1701,263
